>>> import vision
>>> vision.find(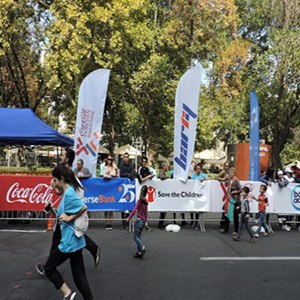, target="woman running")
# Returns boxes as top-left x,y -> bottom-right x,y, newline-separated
44,165 -> 94,300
